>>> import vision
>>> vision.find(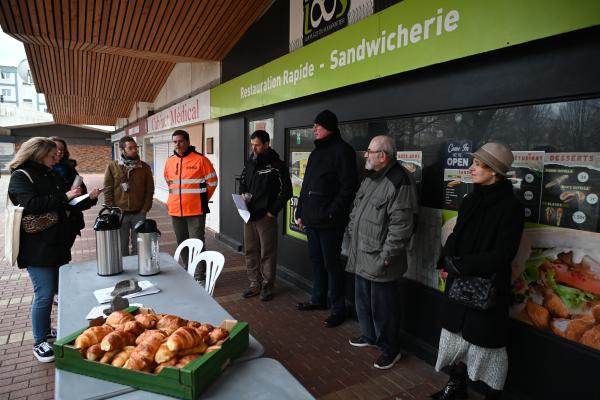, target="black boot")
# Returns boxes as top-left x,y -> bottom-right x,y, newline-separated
485,388 -> 502,400
430,363 -> 468,400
